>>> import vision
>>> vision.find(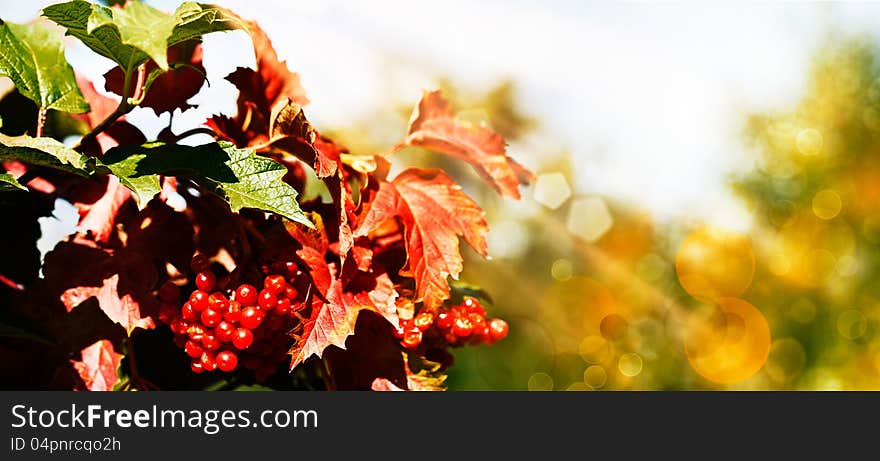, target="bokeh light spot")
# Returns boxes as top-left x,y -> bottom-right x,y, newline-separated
685,298 -> 771,384
533,172 -> 572,209
837,309 -> 867,340
796,128 -> 823,155
551,258 -> 574,281
599,314 -> 628,341
567,197 -> 613,242
765,338 -> 807,384
618,353 -> 643,377
812,189 -> 842,220
583,365 -> 607,389
675,226 -> 755,302
527,372 -> 554,391
579,335 -> 611,364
